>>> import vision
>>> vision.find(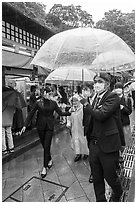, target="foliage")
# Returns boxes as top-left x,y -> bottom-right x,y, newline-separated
8,2 -> 48,27
46,4 -> 94,31
95,9 -> 135,52
7,3 -> 135,50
